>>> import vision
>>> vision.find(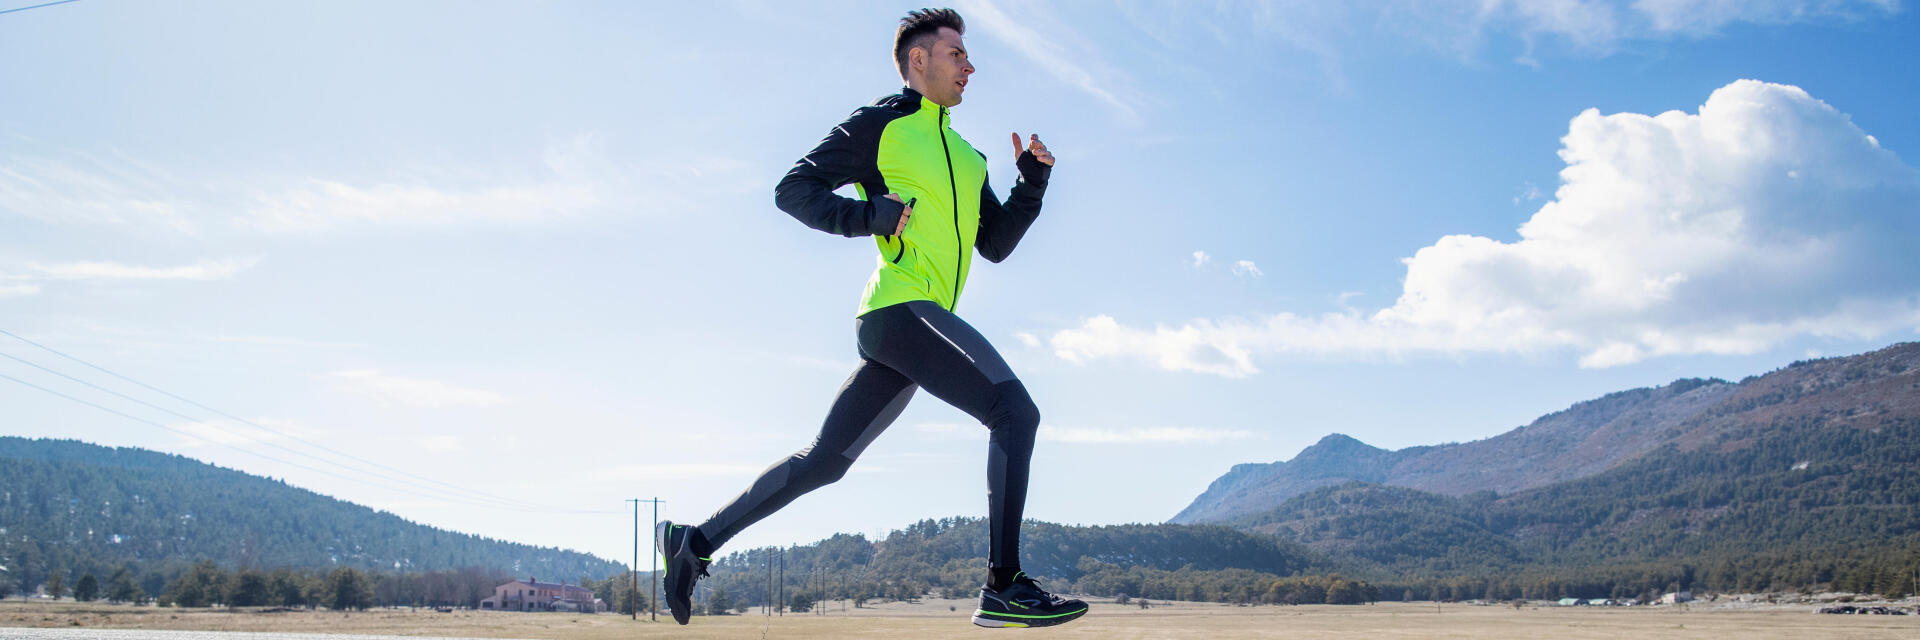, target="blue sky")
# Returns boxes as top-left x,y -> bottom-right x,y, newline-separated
4,0 -> 1917,568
